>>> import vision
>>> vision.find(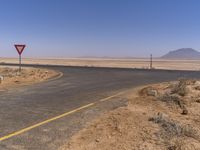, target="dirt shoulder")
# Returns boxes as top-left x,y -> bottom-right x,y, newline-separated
0,66 -> 60,91
61,79 -> 200,150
